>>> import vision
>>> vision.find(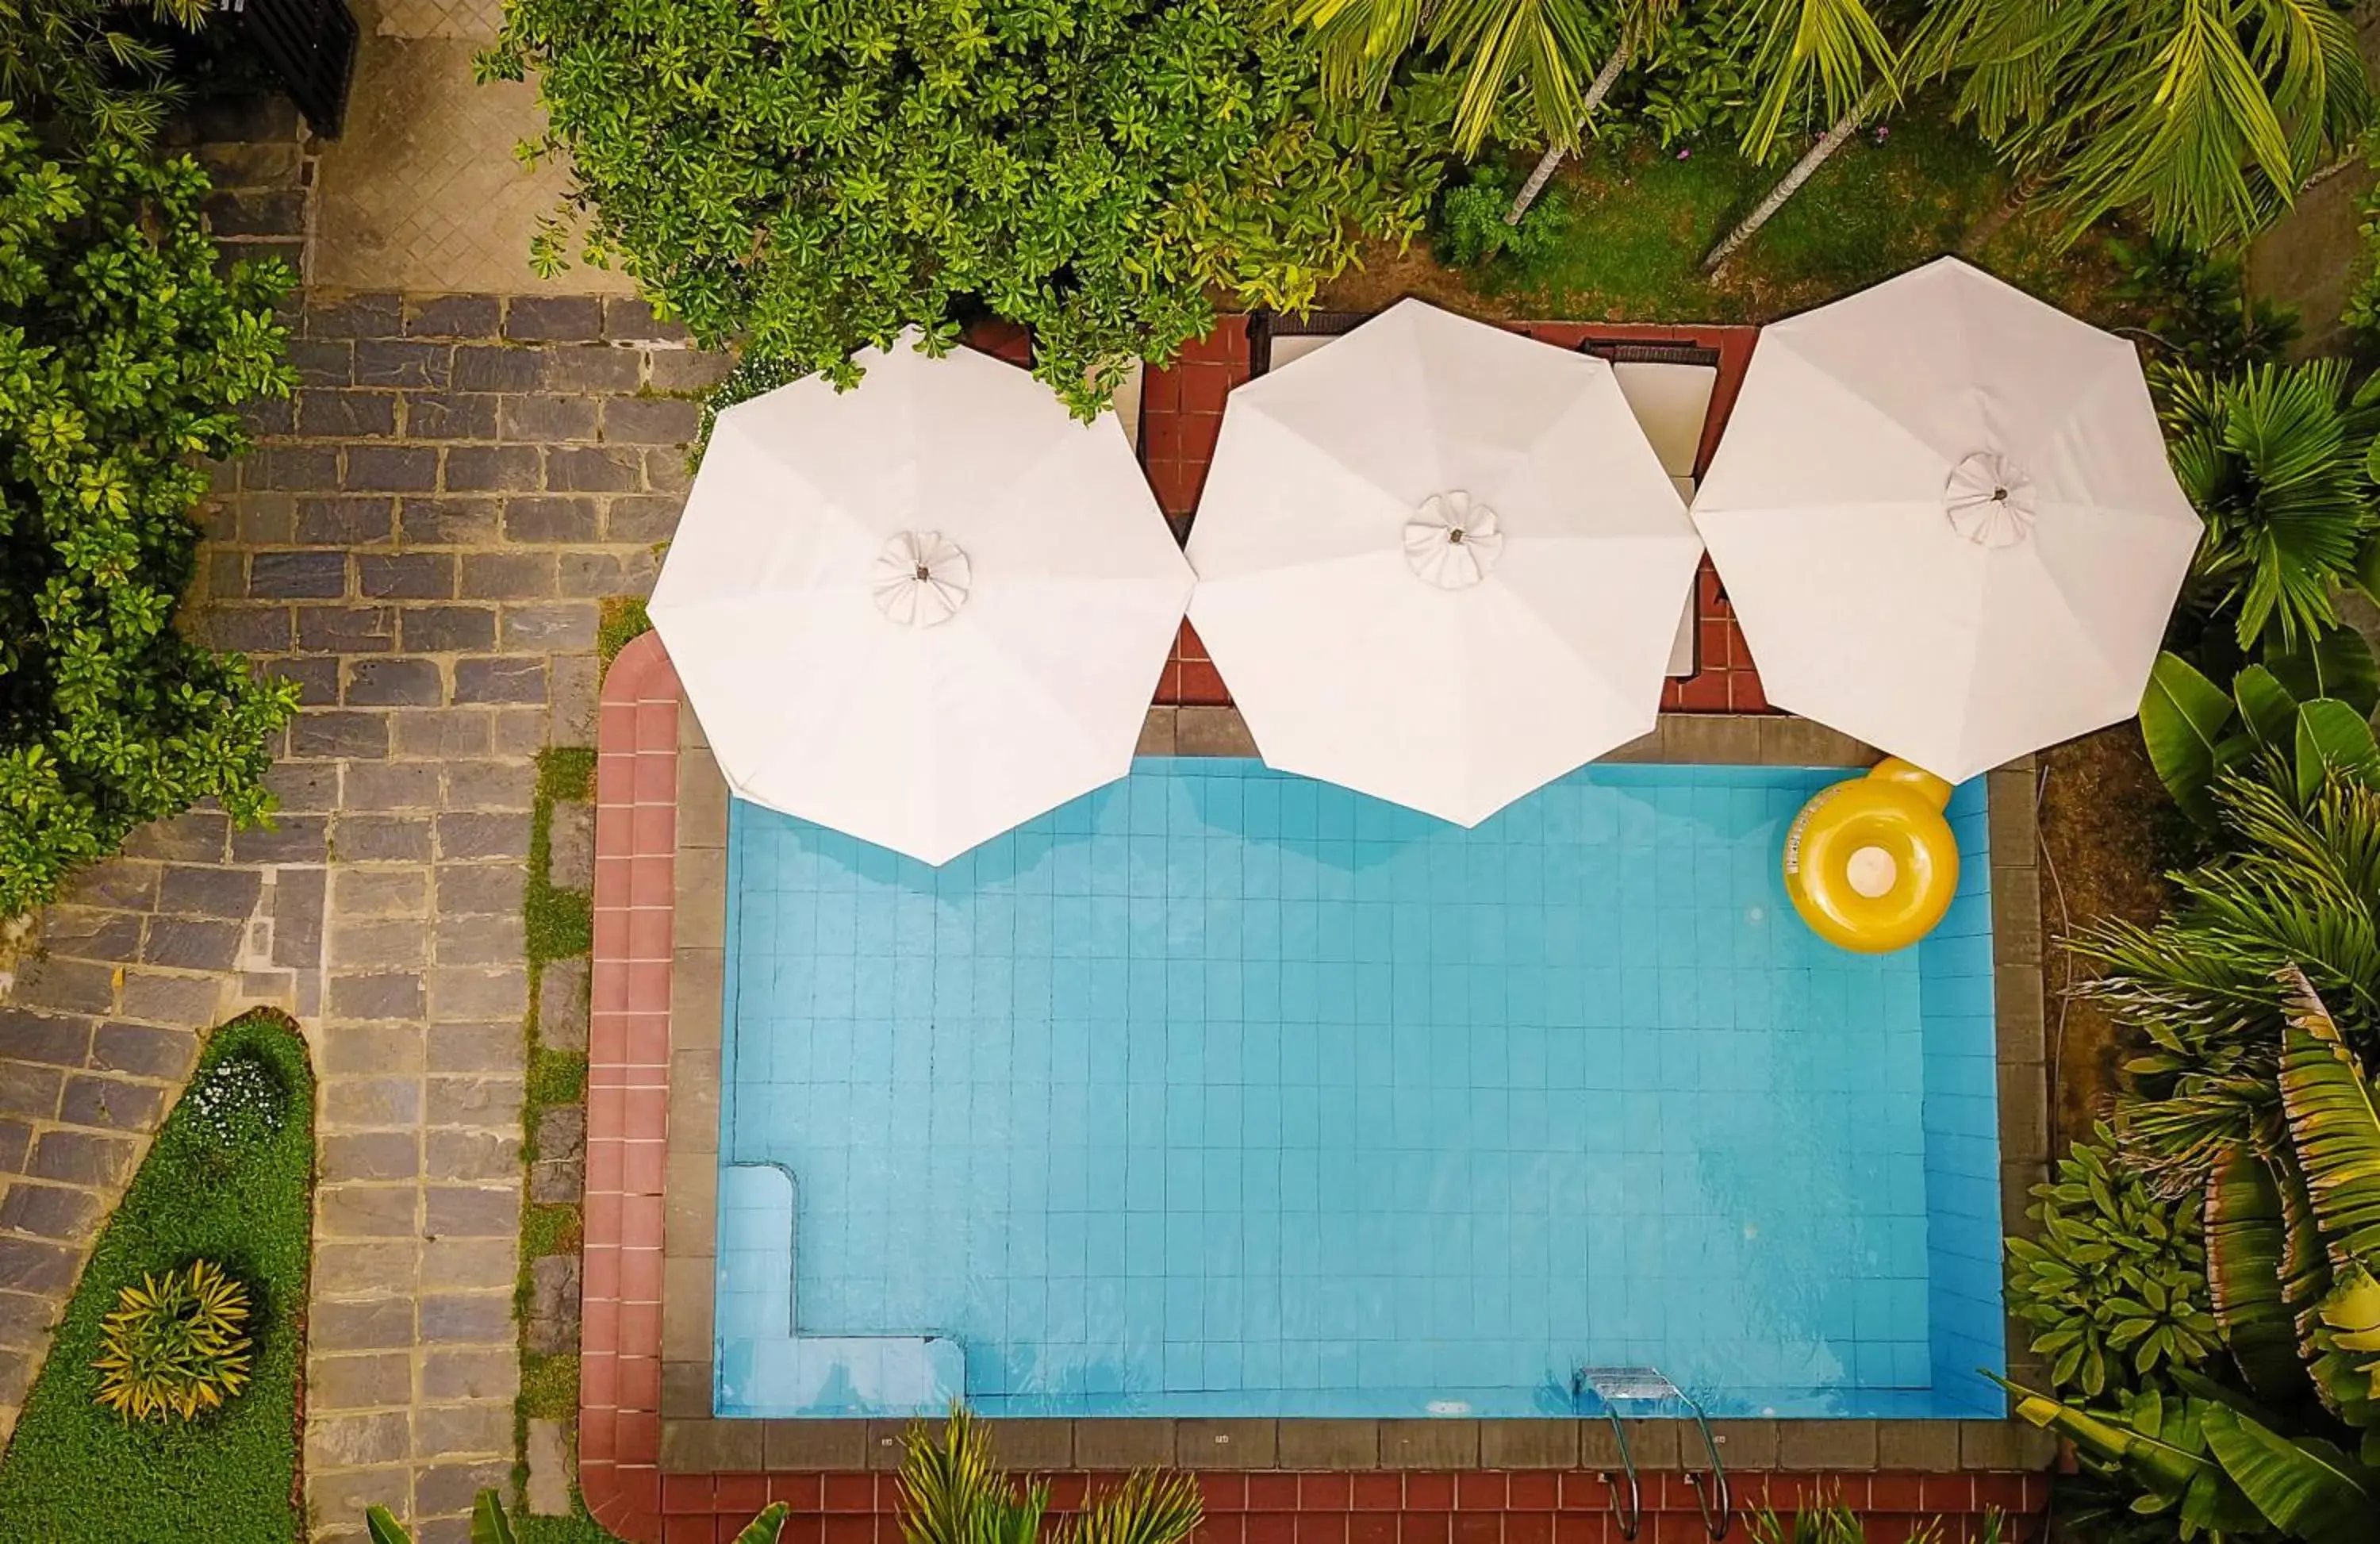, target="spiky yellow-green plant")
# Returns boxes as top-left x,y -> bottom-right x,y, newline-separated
91,1259 -> 252,1422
